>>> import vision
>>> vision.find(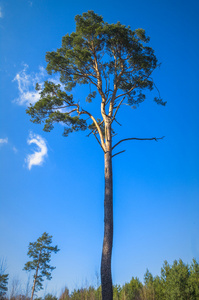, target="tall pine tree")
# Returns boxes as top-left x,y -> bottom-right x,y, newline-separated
26,11 -> 165,300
